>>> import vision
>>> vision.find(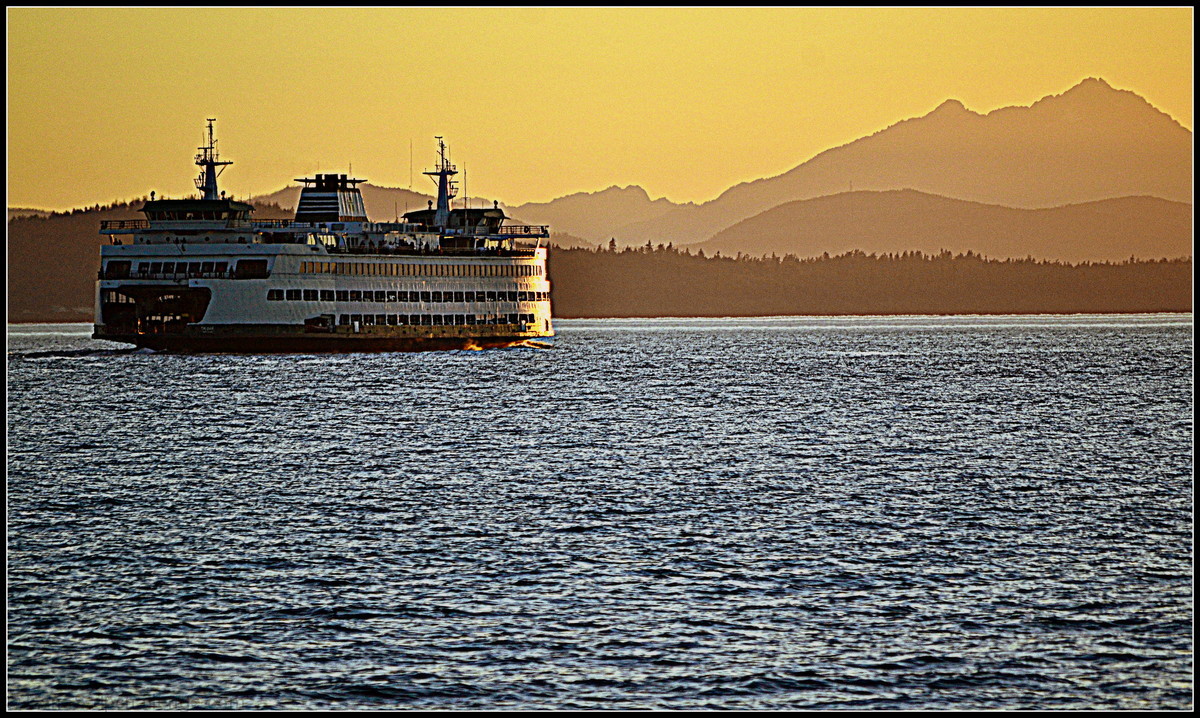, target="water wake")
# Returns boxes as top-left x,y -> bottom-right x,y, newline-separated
10,348 -> 147,359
